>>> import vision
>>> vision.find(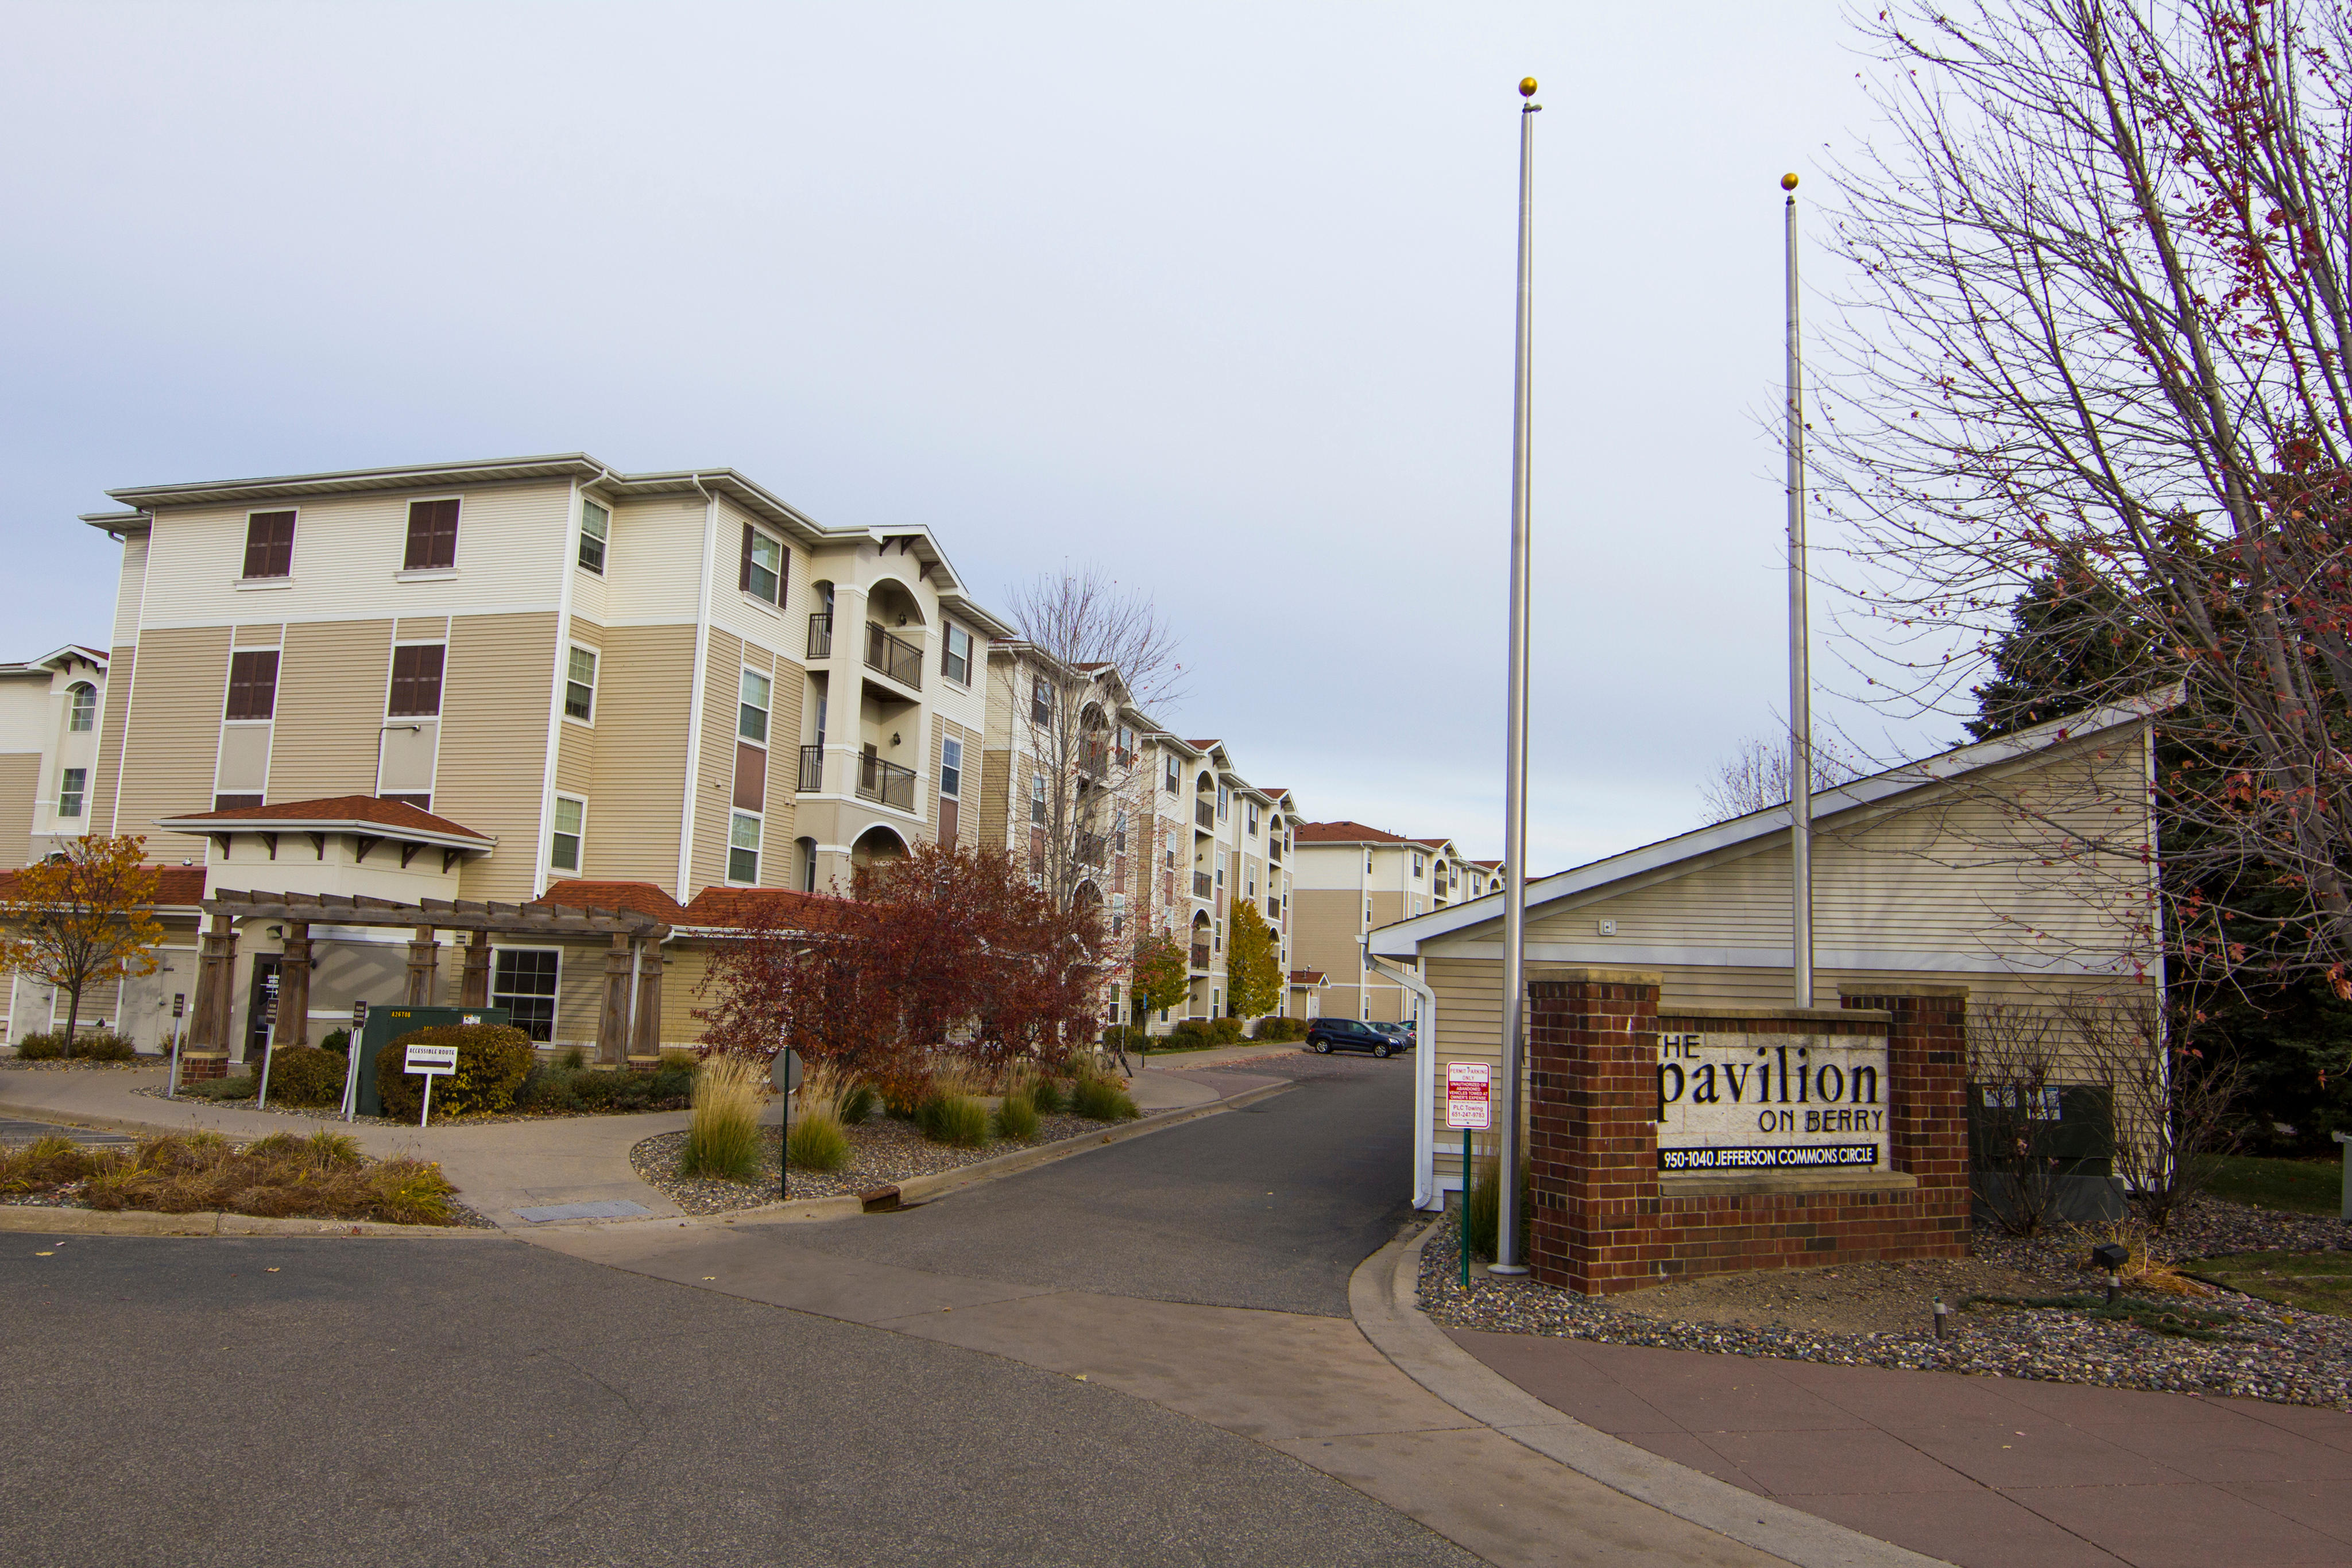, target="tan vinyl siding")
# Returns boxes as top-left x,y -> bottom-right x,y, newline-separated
439,612 -> 558,904
0,754 -> 38,866
688,630 -> 745,895
978,747 -> 1011,853
268,619 -> 393,802
556,720 -> 594,796
114,626 -> 233,838
396,617 -> 450,642
547,942 -> 607,1050
90,645 -> 134,834
583,624 -> 696,892
111,535 -> 149,649
233,622 -> 284,648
